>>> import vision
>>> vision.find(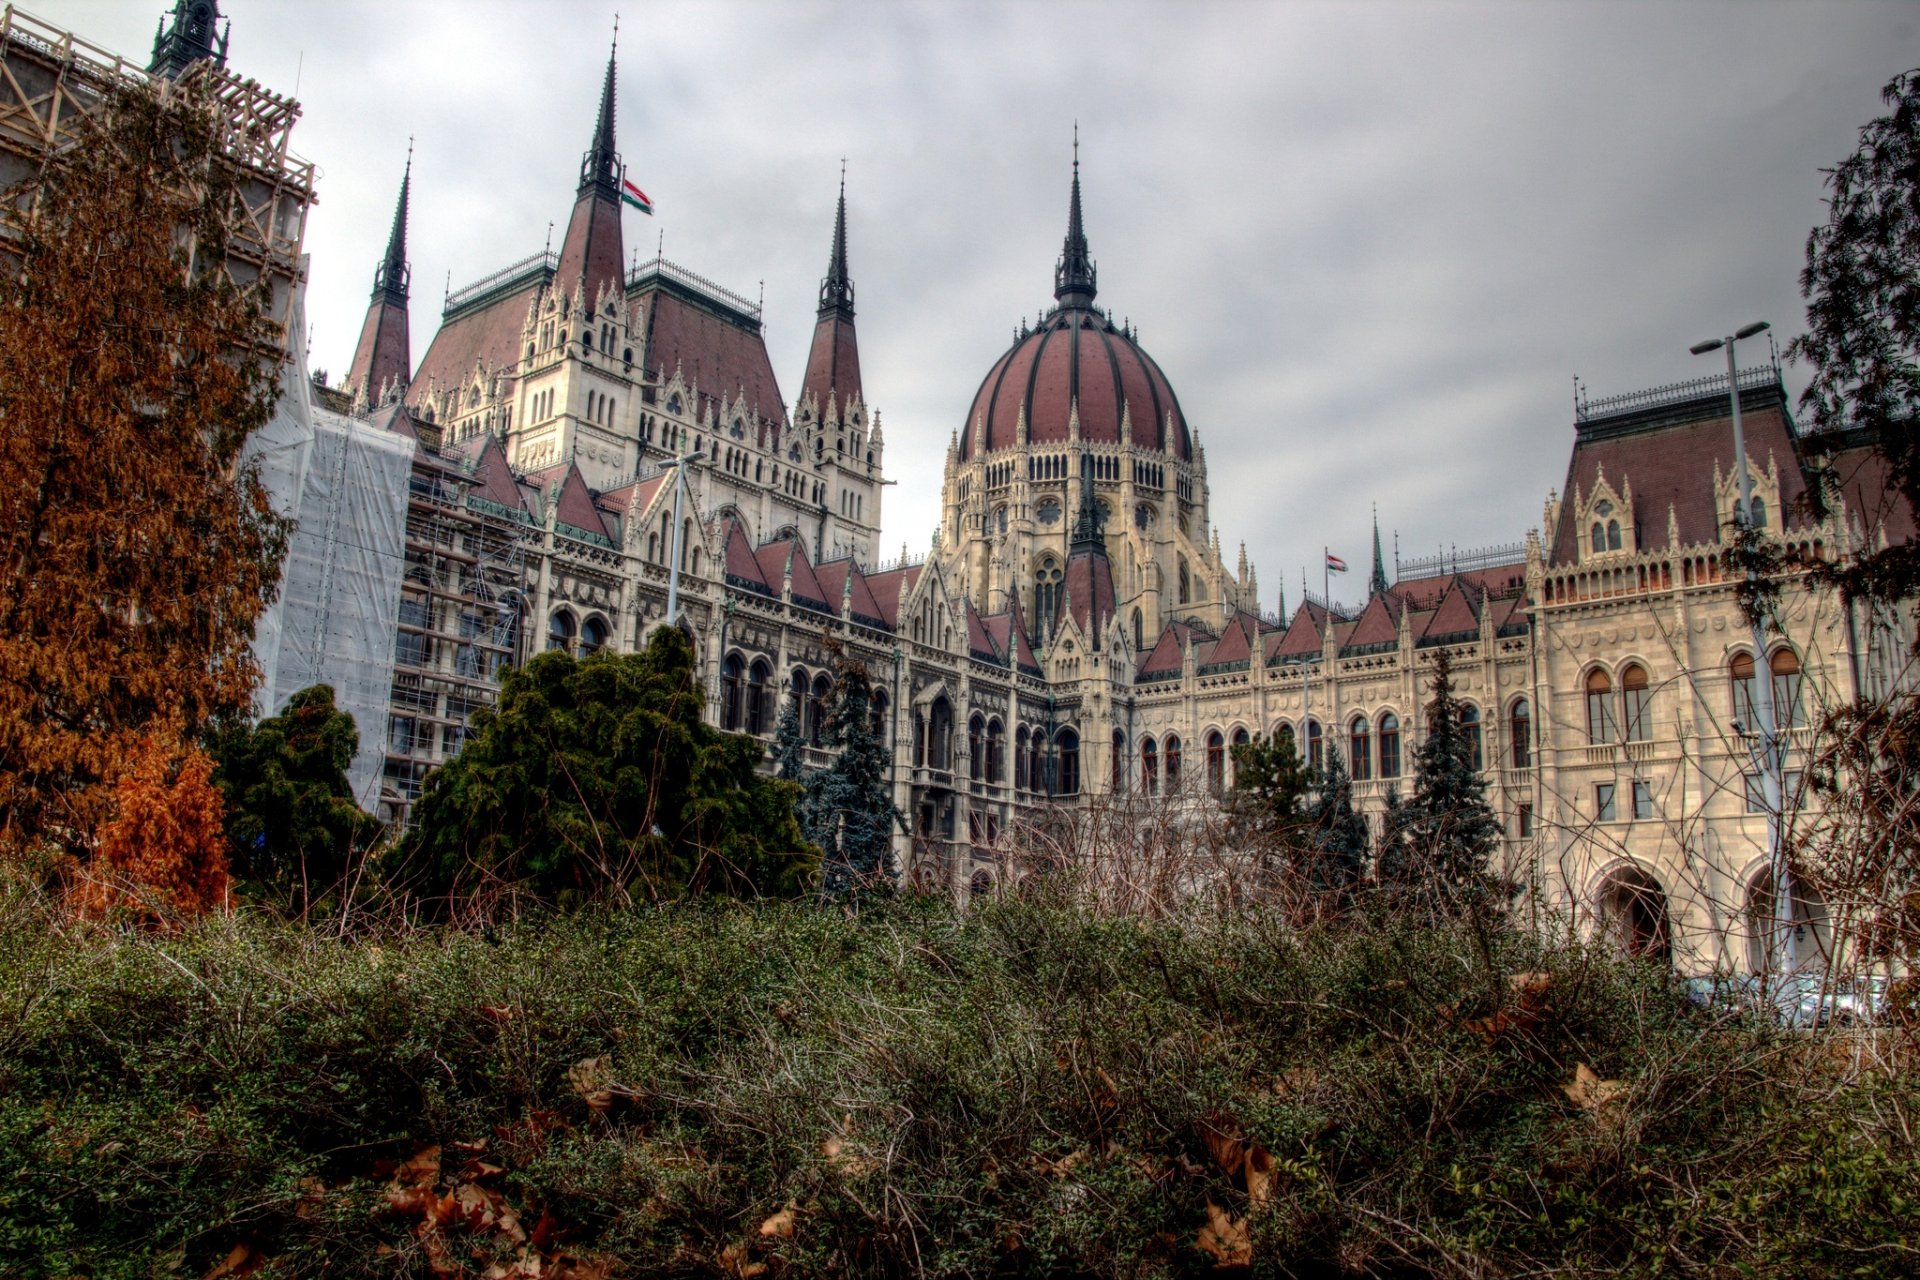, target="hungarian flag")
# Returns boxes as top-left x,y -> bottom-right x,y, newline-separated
1326,553 -> 1349,573
620,177 -> 653,215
